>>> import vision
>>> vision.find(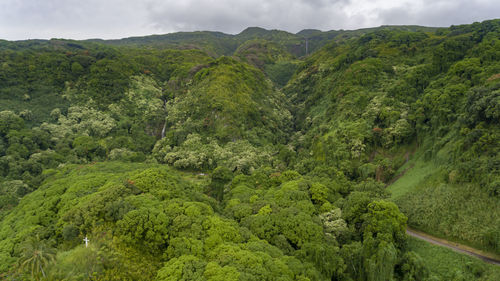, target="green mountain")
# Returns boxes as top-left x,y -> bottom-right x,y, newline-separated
0,20 -> 499,280
89,25 -> 441,58
283,20 -> 500,256
233,39 -> 299,87
89,31 -> 238,57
